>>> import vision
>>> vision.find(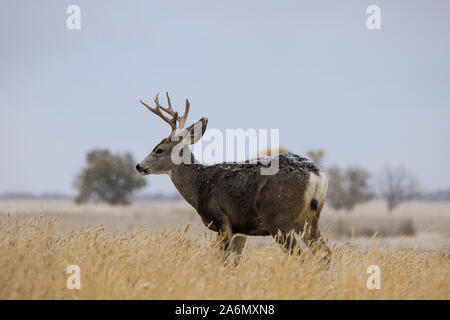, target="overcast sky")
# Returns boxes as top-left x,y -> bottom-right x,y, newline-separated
1,0 -> 449,195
